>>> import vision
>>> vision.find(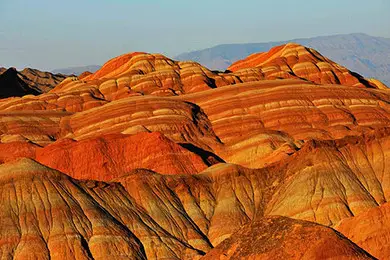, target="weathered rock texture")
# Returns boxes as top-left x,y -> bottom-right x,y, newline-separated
201,216 -> 375,260
0,158 -> 147,260
0,44 -> 389,259
336,202 -> 390,259
36,132 -> 222,180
